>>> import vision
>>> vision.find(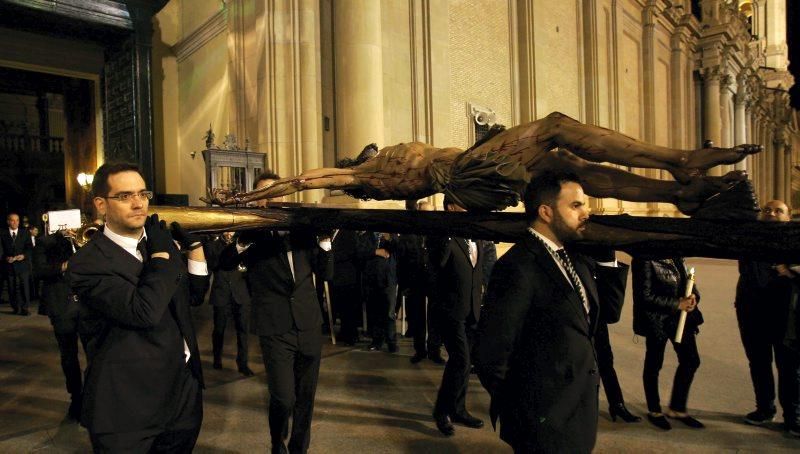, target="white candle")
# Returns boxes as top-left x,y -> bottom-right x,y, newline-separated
674,267 -> 695,343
